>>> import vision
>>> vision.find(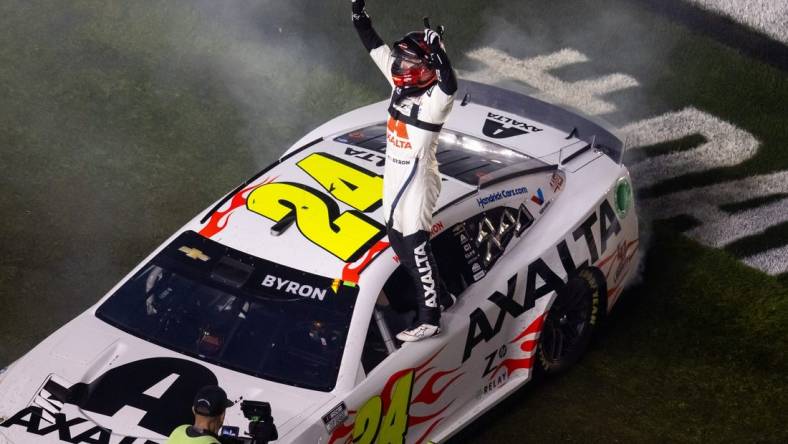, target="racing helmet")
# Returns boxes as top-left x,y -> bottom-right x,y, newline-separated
391,31 -> 437,89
